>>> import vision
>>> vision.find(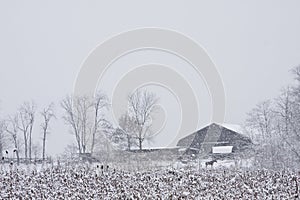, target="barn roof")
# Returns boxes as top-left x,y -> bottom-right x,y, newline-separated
176,123 -> 252,153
